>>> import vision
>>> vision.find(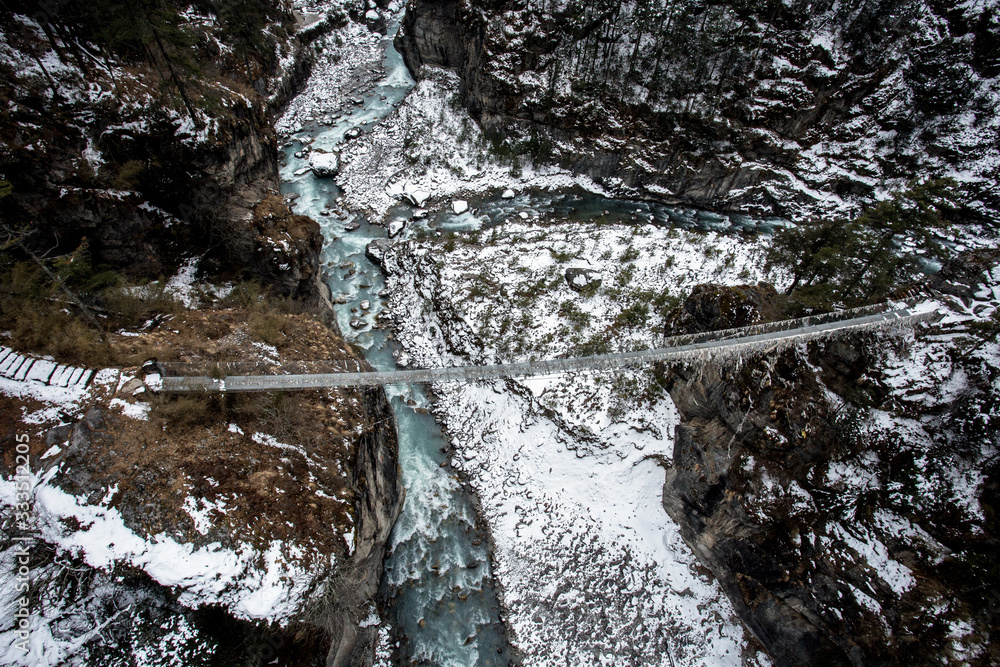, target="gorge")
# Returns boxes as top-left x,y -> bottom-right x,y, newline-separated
1,0 -> 999,665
